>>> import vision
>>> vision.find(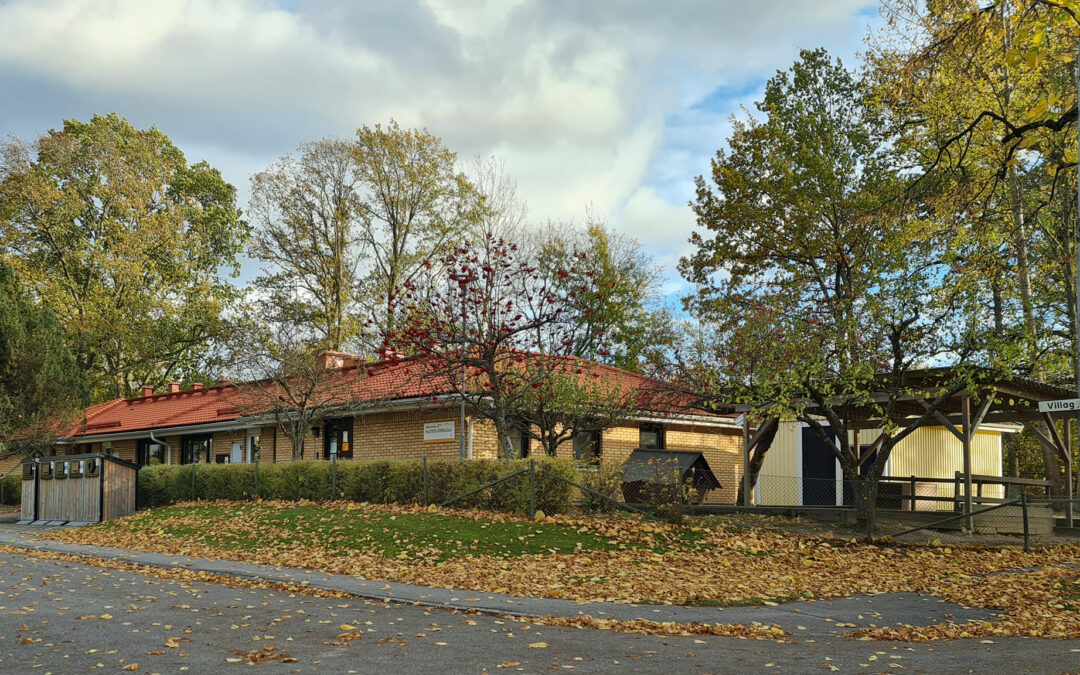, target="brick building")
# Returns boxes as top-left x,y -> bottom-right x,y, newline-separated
41,352 -> 746,504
